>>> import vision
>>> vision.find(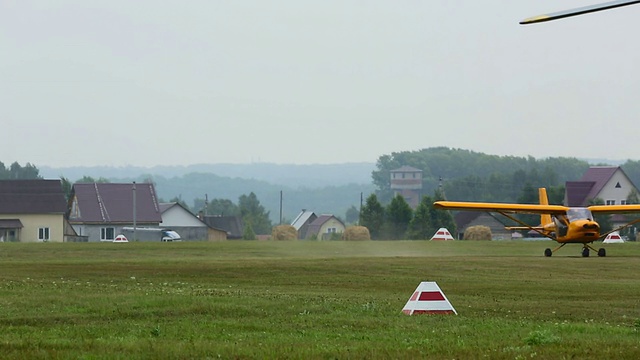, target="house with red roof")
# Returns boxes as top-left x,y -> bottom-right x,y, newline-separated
304,214 -> 345,240
68,182 -> 162,242
565,166 -> 640,230
565,166 -> 639,206
0,180 -> 68,242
